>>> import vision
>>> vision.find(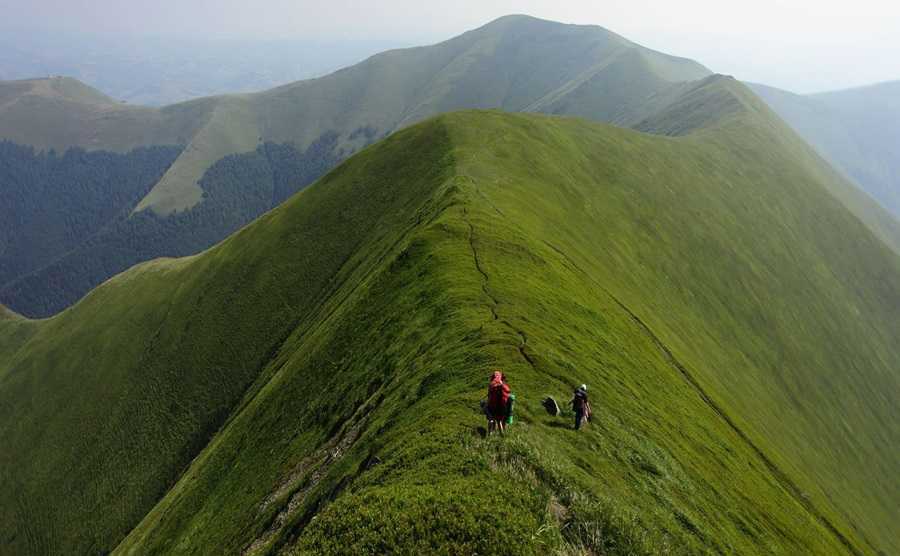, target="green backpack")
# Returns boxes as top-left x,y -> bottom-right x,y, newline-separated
506,393 -> 516,425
